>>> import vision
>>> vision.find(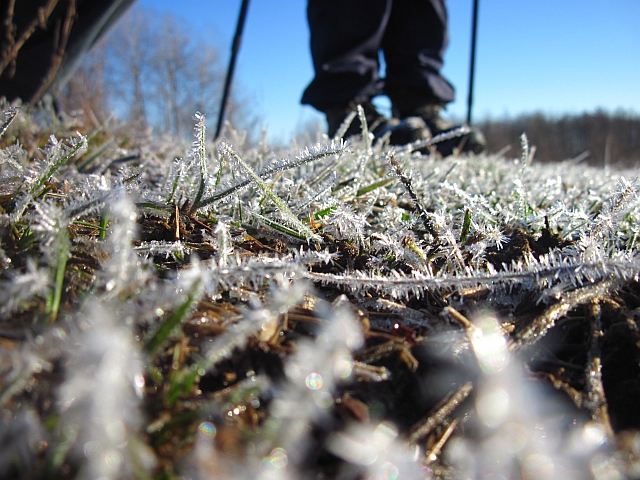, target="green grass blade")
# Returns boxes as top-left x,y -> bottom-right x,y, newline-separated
144,278 -> 201,356
356,177 -> 395,197
220,145 -> 322,243
196,143 -> 347,209
31,136 -> 88,196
